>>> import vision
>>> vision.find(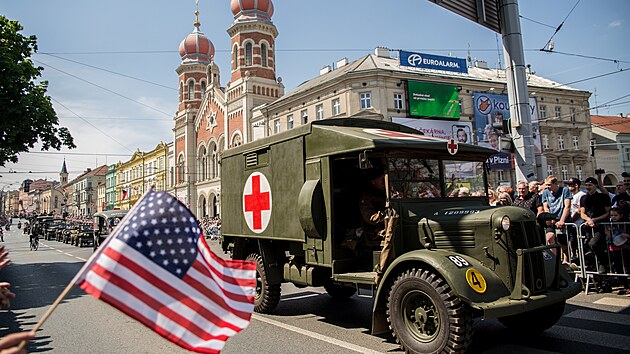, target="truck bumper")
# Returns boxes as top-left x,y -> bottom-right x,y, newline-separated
475,280 -> 581,319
